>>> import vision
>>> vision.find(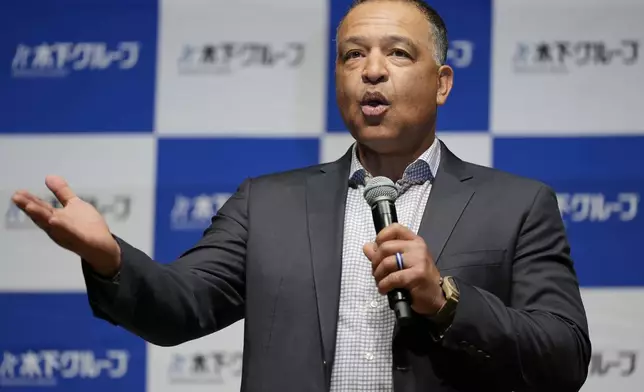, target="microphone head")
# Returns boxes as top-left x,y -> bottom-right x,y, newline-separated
363,176 -> 399,206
